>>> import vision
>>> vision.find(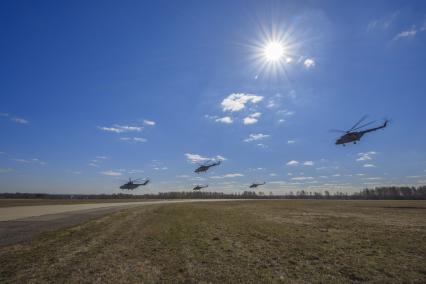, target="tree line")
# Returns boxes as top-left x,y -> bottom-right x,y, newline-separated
1,186 -> 425,200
